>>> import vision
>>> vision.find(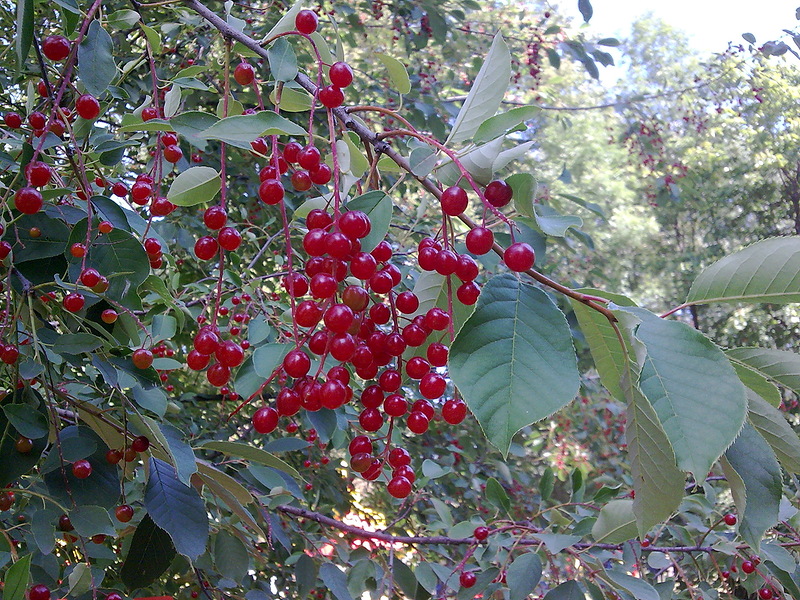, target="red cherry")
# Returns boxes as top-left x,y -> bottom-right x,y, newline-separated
298,145 -> 321,169
141,106 -> 159,121
115,504 -> 134,523
295,9 -> 319,34
407,411 -> 430,434
80,268 -> 101,287
76,94 -> 101,120
195,236 -> 219,260
218,227 -> 242,251
306,208 -> 333,230
419,372 -> 446,399
28,585 -> 51,600
323,304 -> 354,333
457,281 -> 481,305
216,340 -> 244,367
441,186 -> 468,216
329,61 -> 354,87
426,343 -> 449,366
163,145 -> 183,163
723,513 -> 737,526
150,197 -> 176,216
349,435 -> 373,455
253,406 -> 279,434
161,132 -> 178,146
105,449 -> 123,464
310,272 -> 338,299
474,526 -> 490,541
1,345 -> 20,365
309,163 -> 332,185
63,293 -> 85,313
204,205 -> 227,229
131,435 -> 150,452
234,61 -> 256,85
484,179 -> 513,207
503,242 -> 535,272
250,137 -> 268,155
359,407 -> 384,432
379,369 -> 401,392
459,572 -> 477,588
384,394 -> 408,417
455,254 -> 479,281
442,399 -> 468,424
42,35 -> 71,61
72,459 -> 92,479
741,560 -> 755,574
4,112 -> 23,128
758,588 -> 774,600
26,161 -> 52,187
387,475 -> 412,498
388,447 -> 411,468
14,187 -> 43,214
283,349 -> 311,378
206,363 -> 231,387
319,85 -> 344,108
28,111 -> 46,129
406,357 -> 430,379
394,291 -> 419,314
259,178 -> 285,205
466,227 -> 494,255
132,348 -> 154,369
284,141 -> 303,163
187,350 -> 210,371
